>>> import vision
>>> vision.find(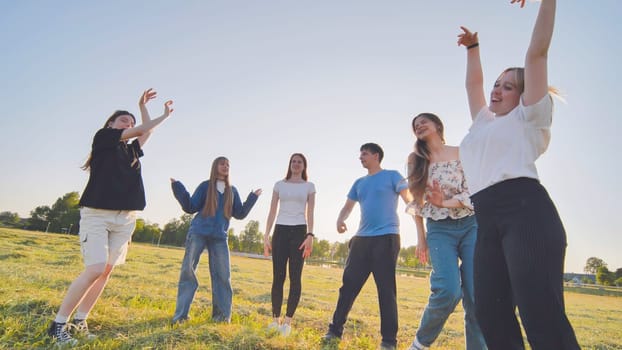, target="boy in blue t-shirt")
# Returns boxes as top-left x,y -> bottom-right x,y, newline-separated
323,143 -> 410,350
